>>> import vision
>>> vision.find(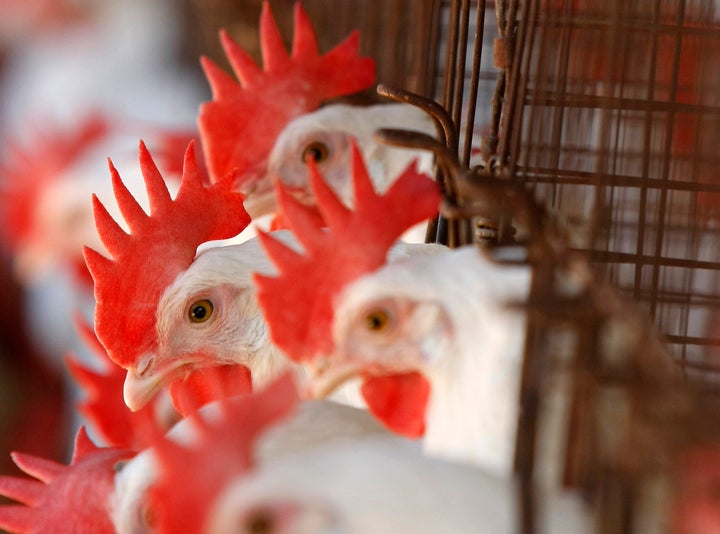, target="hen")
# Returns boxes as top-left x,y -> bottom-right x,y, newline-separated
197,2 -> 375,191
208,435 -> 590,534
244,102 -> 437,221
135,372 -> 589,534
254,141 -> 537,476
84,141 -> 261,412
310,246 -> 531,474
110,371 -> 388,534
